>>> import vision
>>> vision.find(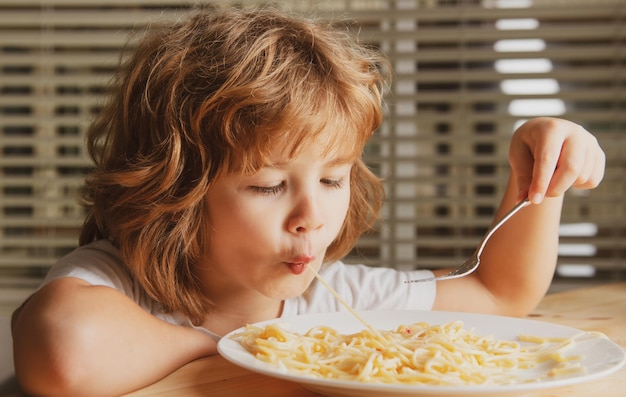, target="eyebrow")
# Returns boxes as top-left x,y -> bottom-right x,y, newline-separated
265,156 -> 354,169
